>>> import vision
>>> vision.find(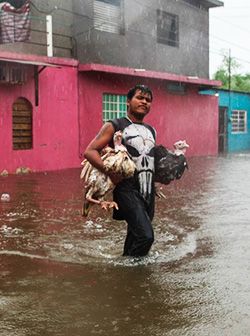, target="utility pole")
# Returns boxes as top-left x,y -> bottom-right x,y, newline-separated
228,48 -> 231,91
228,49 -> 232,130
